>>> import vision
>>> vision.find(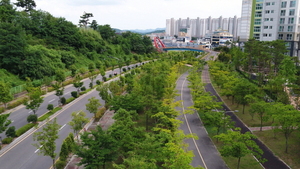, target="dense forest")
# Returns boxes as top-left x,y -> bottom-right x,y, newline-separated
0,0 -> 155,87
